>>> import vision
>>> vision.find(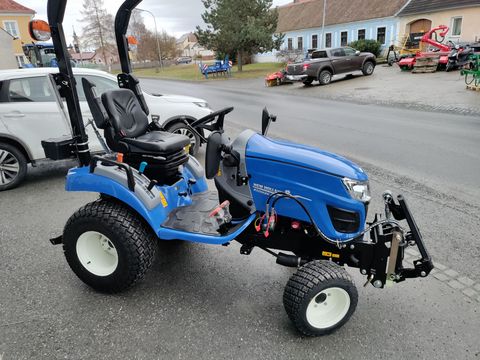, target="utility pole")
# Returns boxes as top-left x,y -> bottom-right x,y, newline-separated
136,8 -> 163,72
321,0 -> 326,48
